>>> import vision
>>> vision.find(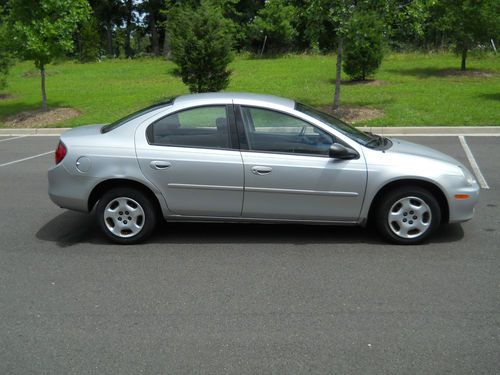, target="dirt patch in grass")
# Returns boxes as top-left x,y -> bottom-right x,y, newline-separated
4,107 -> 80,128
342,79 -> 388,86
22,70 -> 60,78
319,105 -> 384,124
439,69 -> 493,78
327,79 -> 388,86
0,93 -> 14,100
